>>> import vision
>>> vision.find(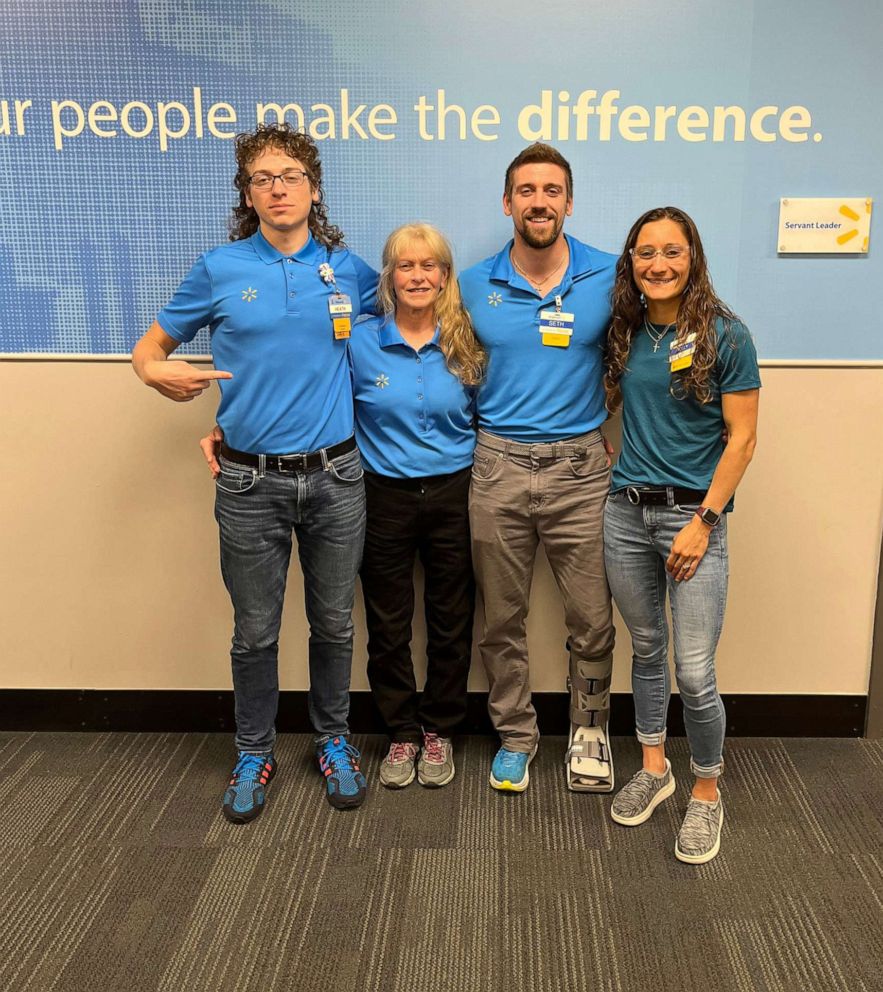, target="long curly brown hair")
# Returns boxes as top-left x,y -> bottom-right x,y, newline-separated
228,123 -> 345,249
604,206 -> 739,409
377,223 -> 486,386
